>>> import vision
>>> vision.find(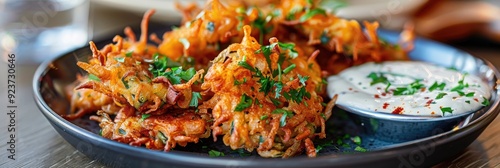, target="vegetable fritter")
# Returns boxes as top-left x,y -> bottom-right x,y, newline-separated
200,26 -> 328,158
